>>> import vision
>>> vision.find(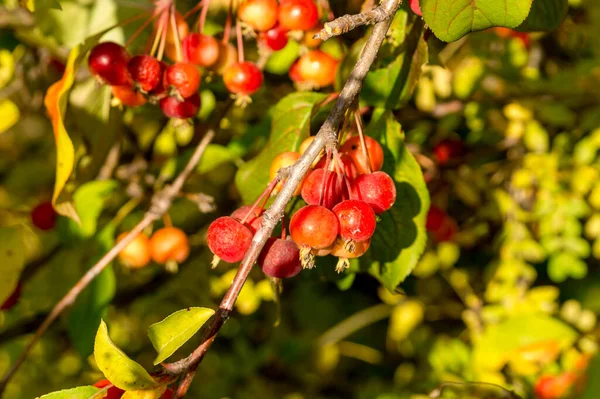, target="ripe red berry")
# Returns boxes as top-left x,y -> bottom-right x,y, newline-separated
31,201 -> 57,231
150,227 -> 190,264
238,0 -> 279,32
258,238 -> 302,278
161,388 -> 174,399
183,33 -> 220,67
426,205 -> 446,232
340,136 -> 384,175
295,50 -> 338,87
112,85 -> 147,107
433,138 -> 465,165
159,93 -> 201,119
534,373 -> 576,399
263,24 -> 289,51
223,62 -> 263,95
165,62 -> 201,99
409,0 -> 422,16
128,55 -> 162,92
93,379 -> 125,399
207,216 -> 253,263
289,60 -> 304,83
290,205 -> 339,249
1,283 -> 22,310
278,0 -> 319,31
88,42 -> 131,86
352,172 -> 396,214
117,232 -> 152,269
231,205 -> 264,233
301,168 -> 343,209
333,200 -> 376,242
